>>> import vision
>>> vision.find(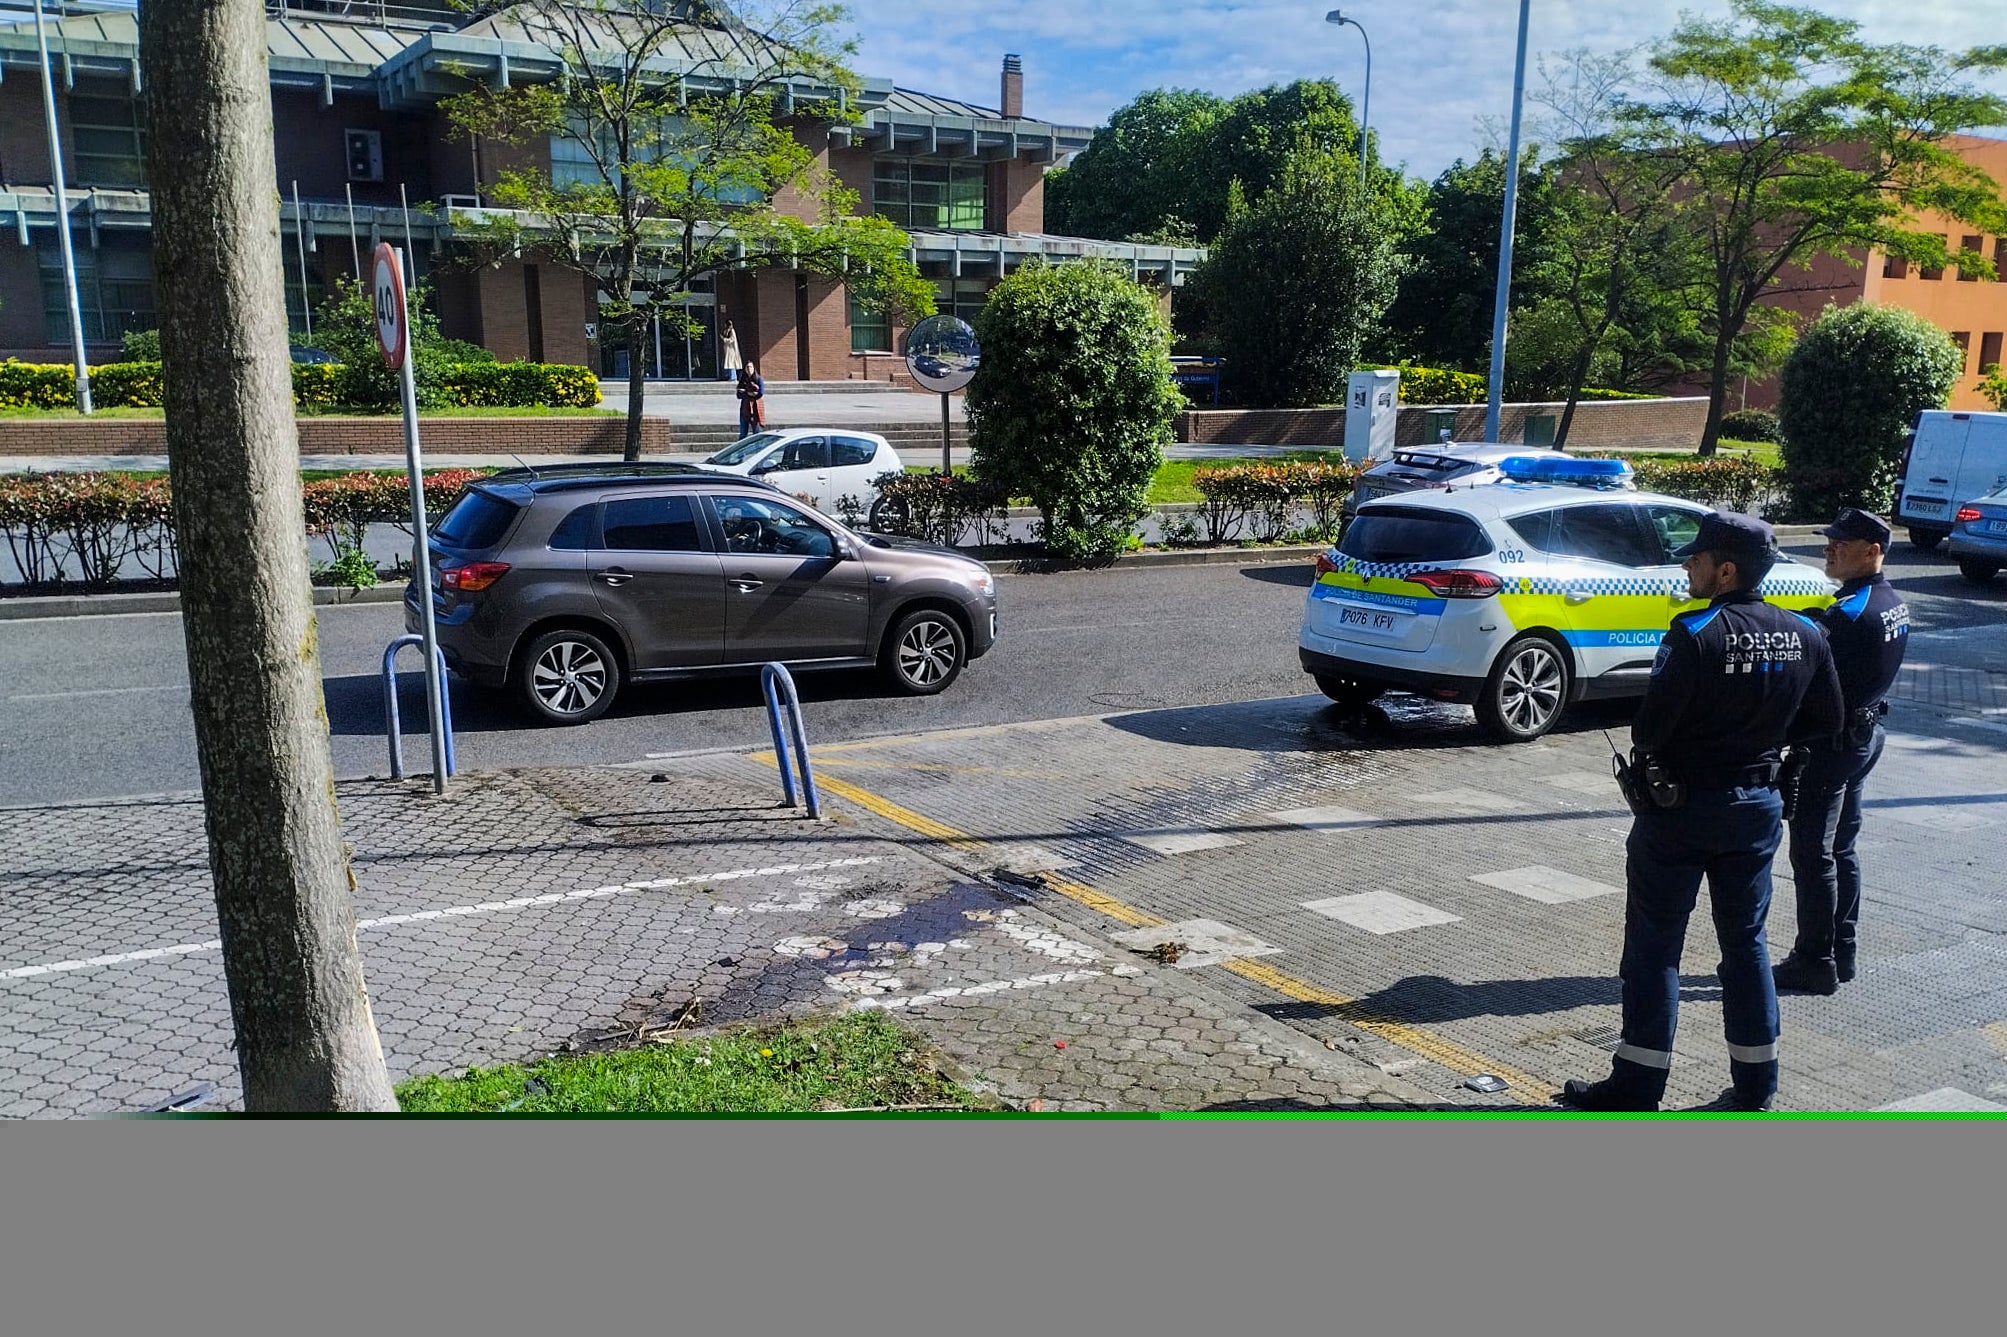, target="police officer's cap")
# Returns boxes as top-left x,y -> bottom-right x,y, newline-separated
1819,507 -> 1892,548
1671,510 -> 1777,564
